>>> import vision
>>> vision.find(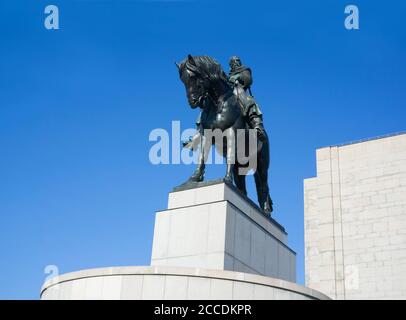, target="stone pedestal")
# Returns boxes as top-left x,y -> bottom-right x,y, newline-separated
151,180 -> 296,282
